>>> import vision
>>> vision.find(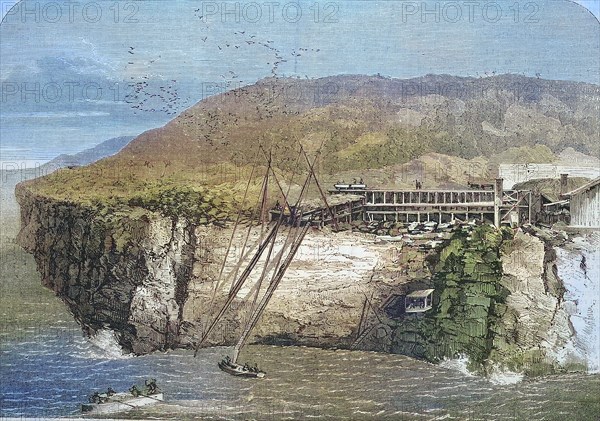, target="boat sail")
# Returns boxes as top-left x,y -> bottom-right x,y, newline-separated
193,145 -> 326,378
